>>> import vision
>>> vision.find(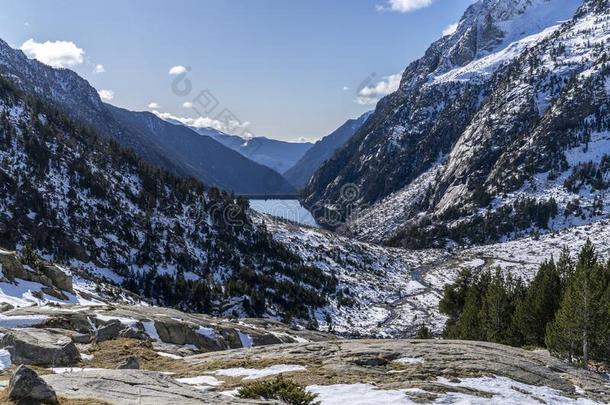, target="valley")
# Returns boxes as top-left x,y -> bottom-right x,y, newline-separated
0,0 -> 609,403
